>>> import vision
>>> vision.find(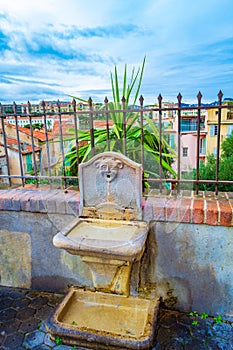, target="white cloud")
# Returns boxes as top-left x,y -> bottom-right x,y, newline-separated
0,0 -> 232,104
